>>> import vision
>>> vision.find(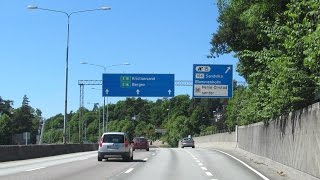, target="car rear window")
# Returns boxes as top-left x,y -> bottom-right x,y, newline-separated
134,138 -> 147,142
103,134 -> 124,143
183,138 -> 193,142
